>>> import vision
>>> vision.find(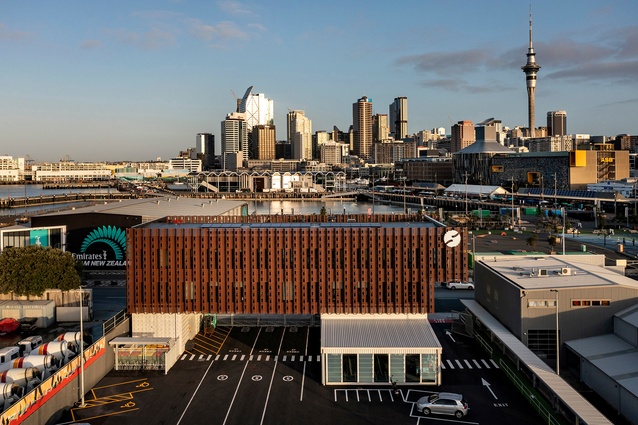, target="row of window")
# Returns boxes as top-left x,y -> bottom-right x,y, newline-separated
527,299 -> 611,308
